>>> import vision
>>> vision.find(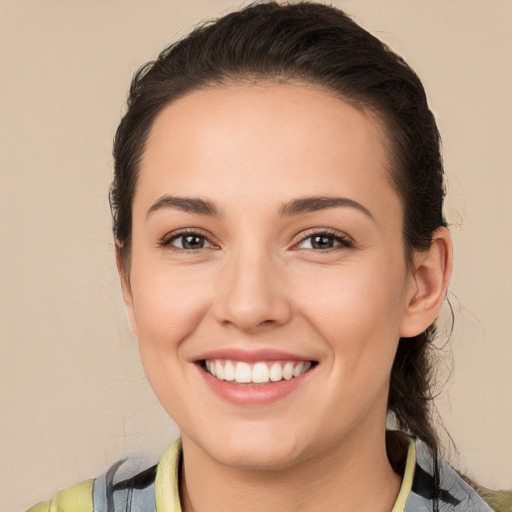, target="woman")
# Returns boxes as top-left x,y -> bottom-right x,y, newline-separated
27,2 -> 503,511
